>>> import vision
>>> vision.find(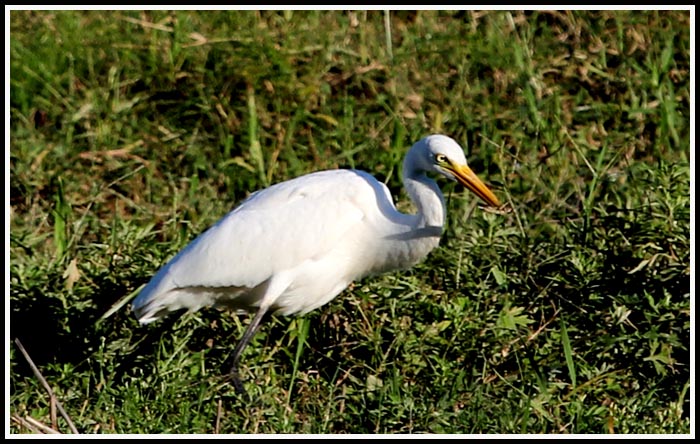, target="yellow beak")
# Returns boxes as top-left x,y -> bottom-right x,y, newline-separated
449,164 -> 501,207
